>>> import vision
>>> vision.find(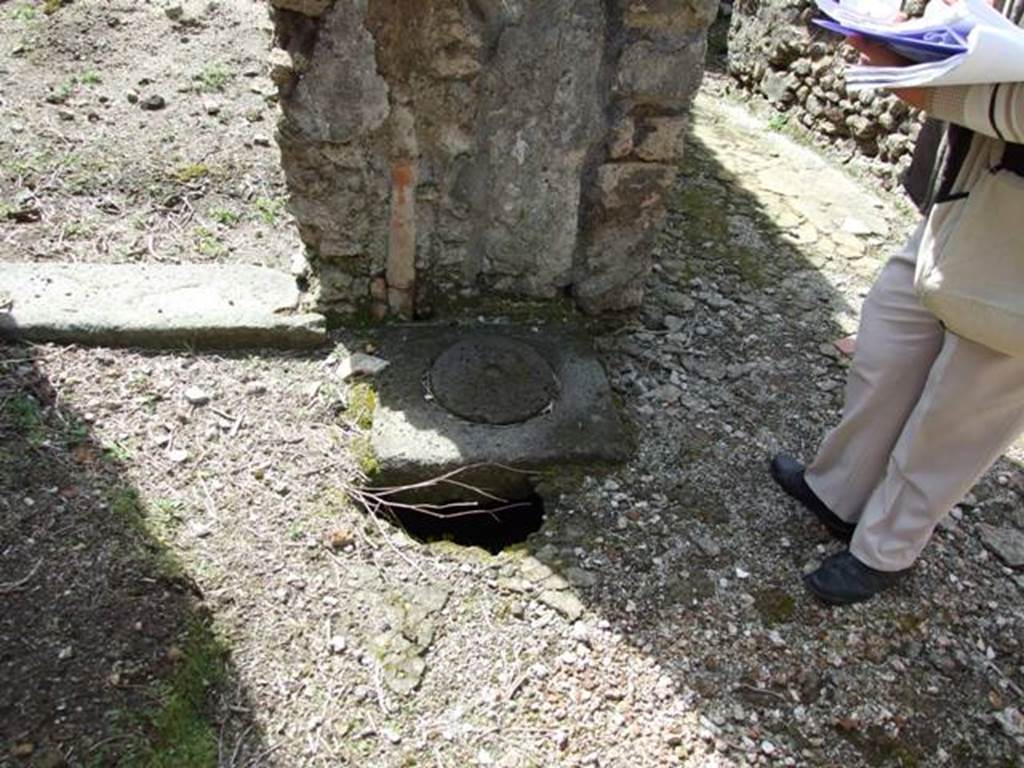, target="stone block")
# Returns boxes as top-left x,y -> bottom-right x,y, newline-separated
270,0 -> 333,17
0,263 -> 326,349
847,114 -> 877,142
760,70 -> 796,106
593,162 -> 676,216
268,48 -> 296,88
462,0 -> 606,298
370,326 -> 631,502
790,58 -> 812,78
282,2 -> 389,143
575,163 -> 675,313
823,105 -> 845,125
634,117 -> 688,162
622,0 -> 719,33
616,38 -> 706,107
608,116 -> 636,160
